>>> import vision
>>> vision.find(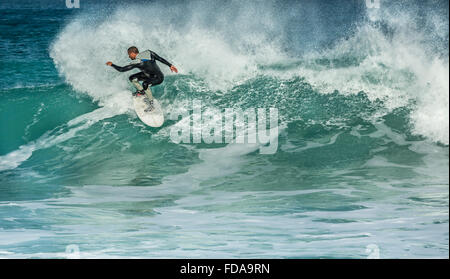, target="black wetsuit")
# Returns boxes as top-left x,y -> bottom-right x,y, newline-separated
111,50 -> 173,90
